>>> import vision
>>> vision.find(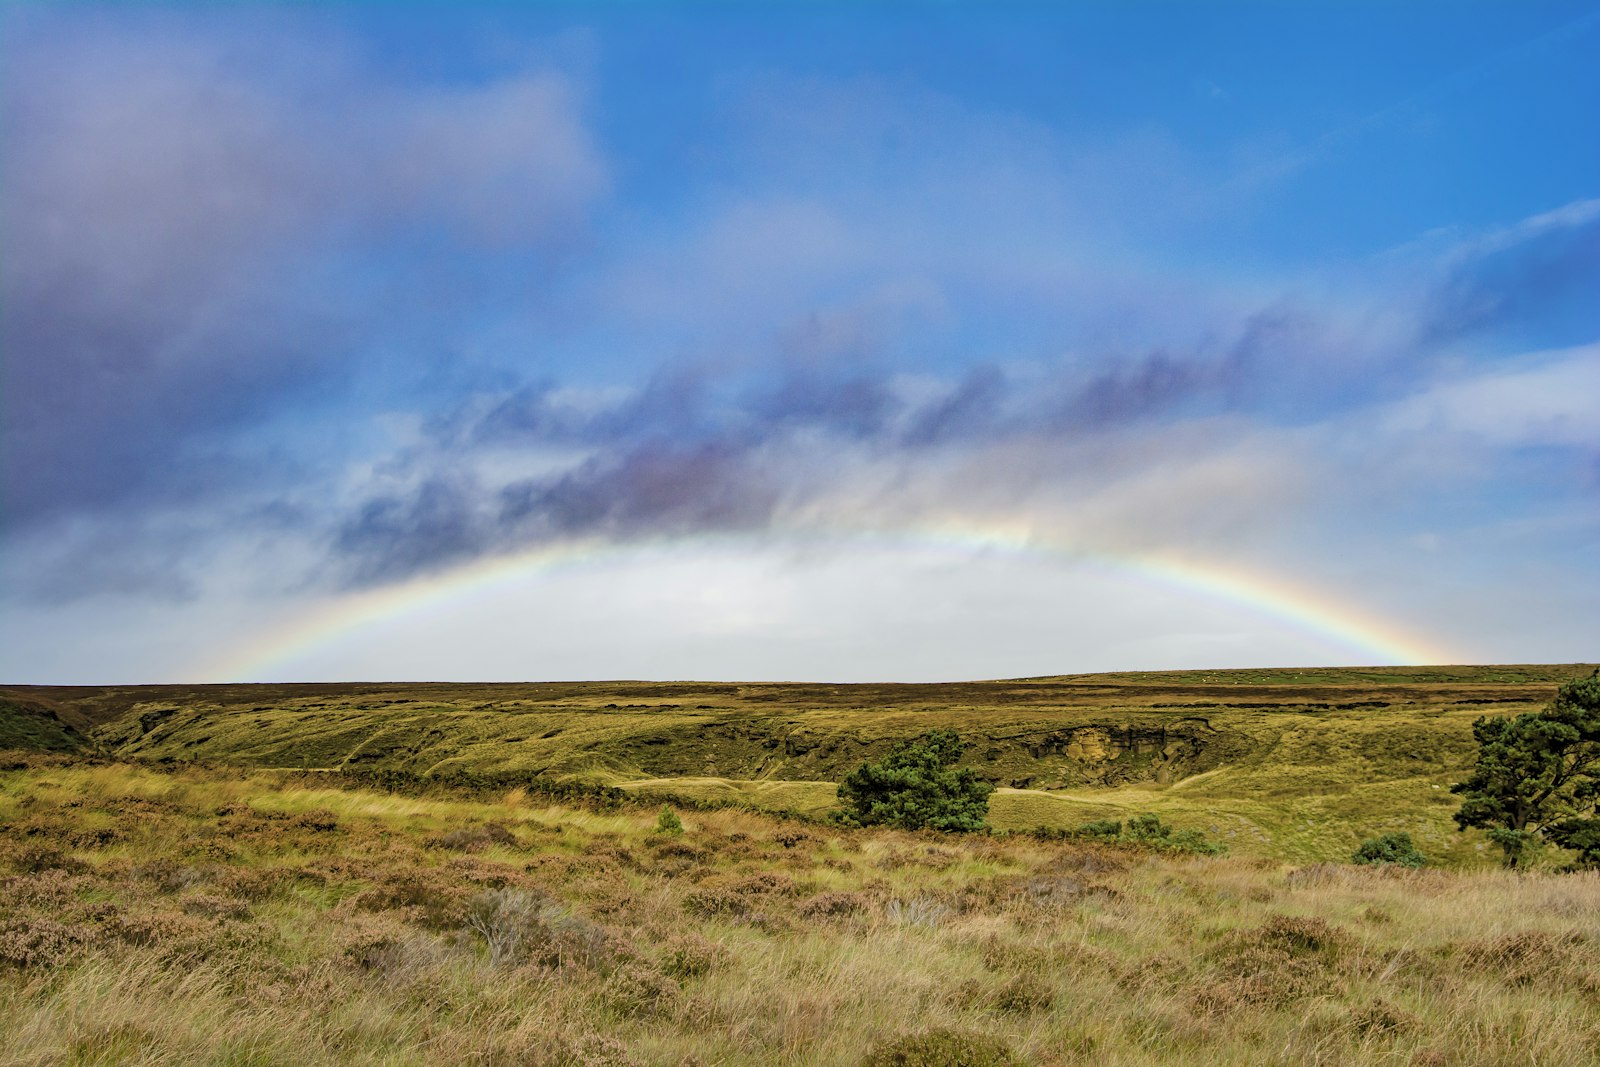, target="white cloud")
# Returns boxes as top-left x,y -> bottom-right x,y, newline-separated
1381,344 -> 1600,448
